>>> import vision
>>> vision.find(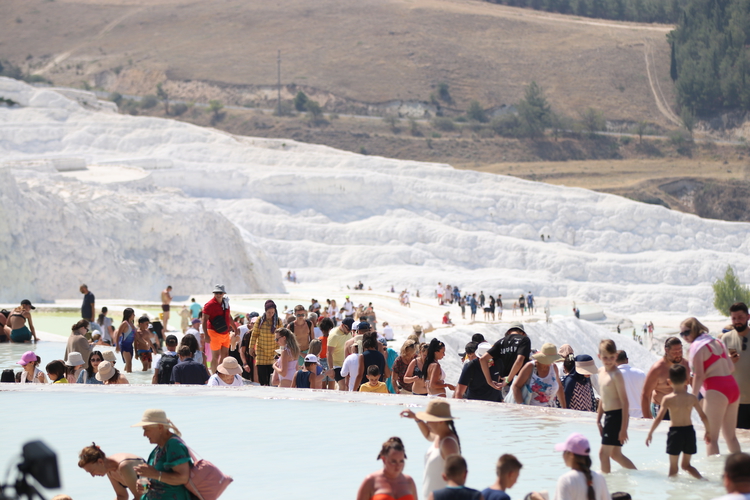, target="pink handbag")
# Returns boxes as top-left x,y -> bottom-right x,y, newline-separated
178,439 -> 233,500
